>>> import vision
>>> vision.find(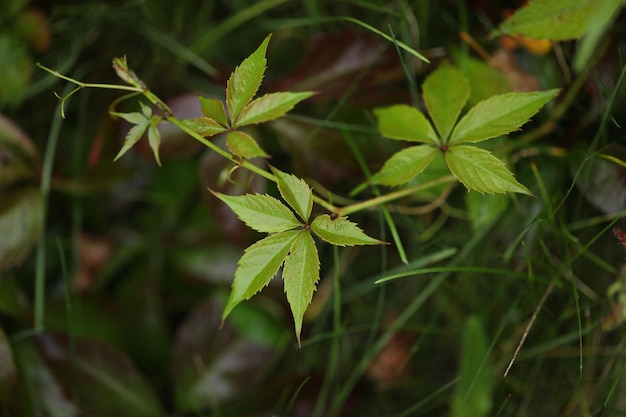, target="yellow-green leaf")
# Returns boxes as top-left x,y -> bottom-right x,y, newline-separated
147,119 -> 161,167
227,34 -> 271,123
222,230 -> 300,320
113,118 -> 150,162
181,117 -> 228,138
423,63 -> 470,141
283,231 -> 319,346
236,92 -> 314,127
496,0 -> 601,40
211,191 -> 302,233
371,145 -> 438,186
374,104 -> 439,145
311,214 -> 382,246
226,131 -> 269,159
445,145 -> 531,195
198,96 -> 228,127
270,166 -> 313,222
449,90 -> 560,144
